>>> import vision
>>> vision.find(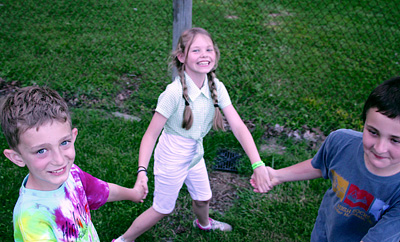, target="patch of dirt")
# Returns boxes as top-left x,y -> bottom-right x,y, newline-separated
264,123 -> 325,143
160,170 -> 251,237
261,123 -> 326,153
63,73 -> 141,109
63,92 -> 102,108
114,73 -> 140,107
0,74 -> 143,114
209,171 -> 251,214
